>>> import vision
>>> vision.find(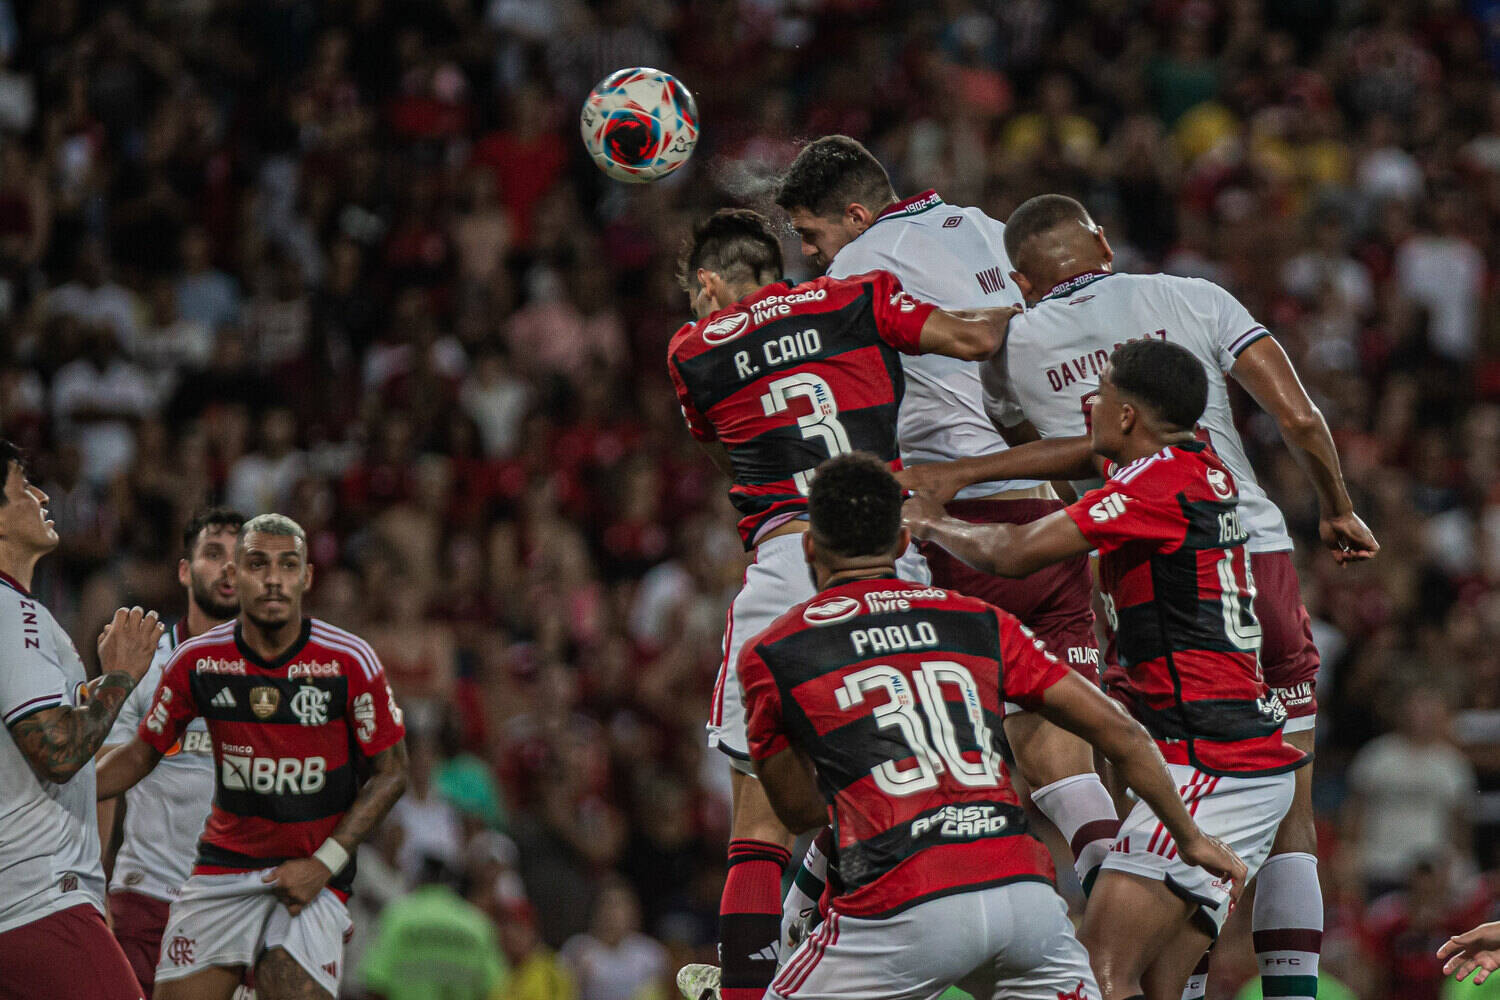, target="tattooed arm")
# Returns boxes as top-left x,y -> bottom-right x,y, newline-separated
6,607 -> 163,785
265,740 -> 409,914
11,675 -> 138,783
